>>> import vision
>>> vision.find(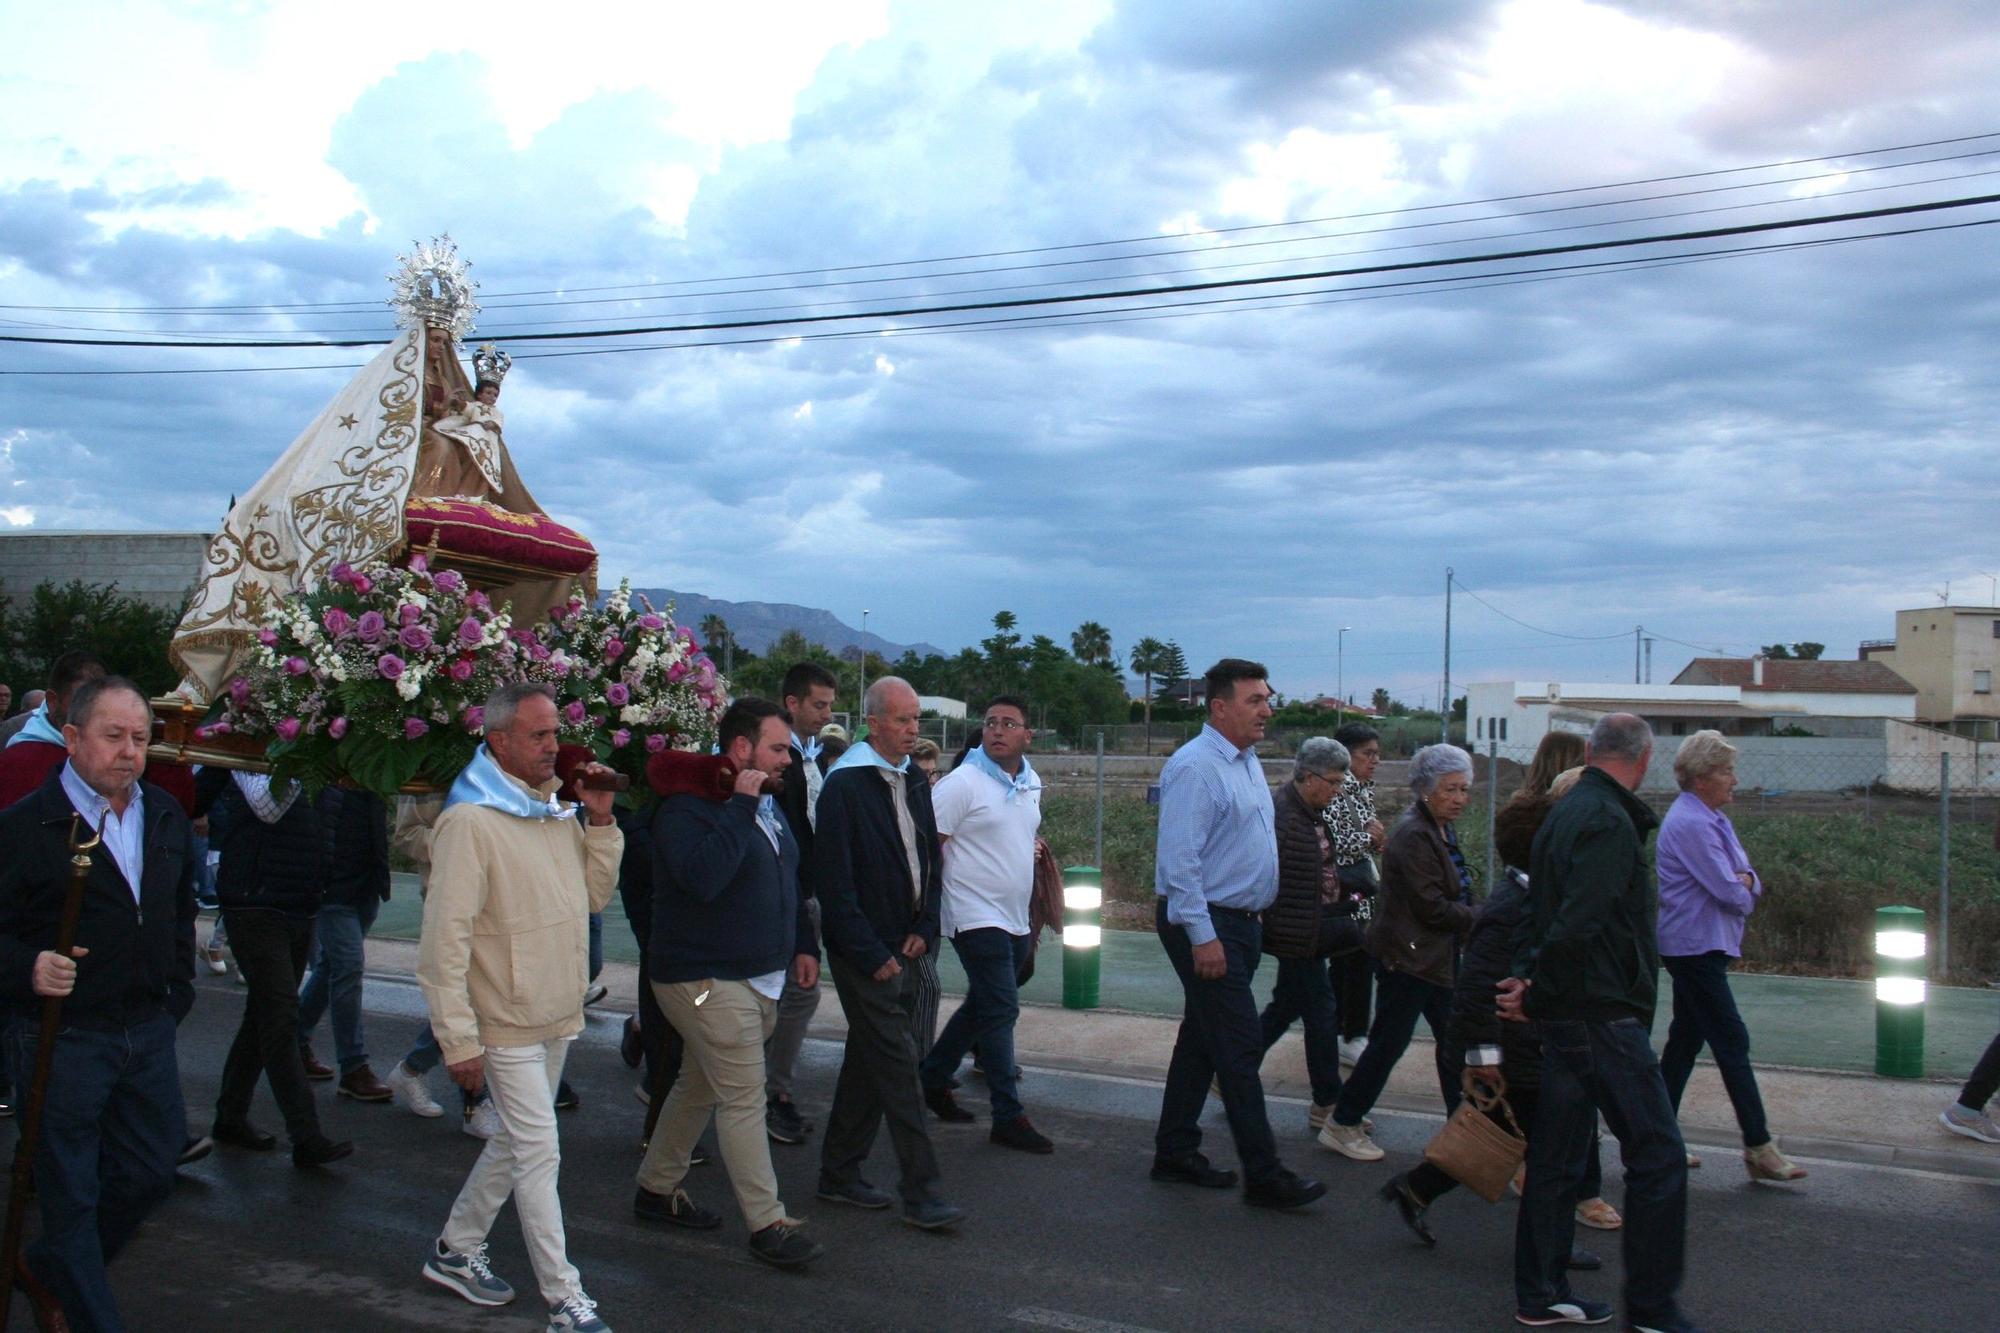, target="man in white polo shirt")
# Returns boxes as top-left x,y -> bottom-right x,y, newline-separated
917,695 -> 1053,1154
